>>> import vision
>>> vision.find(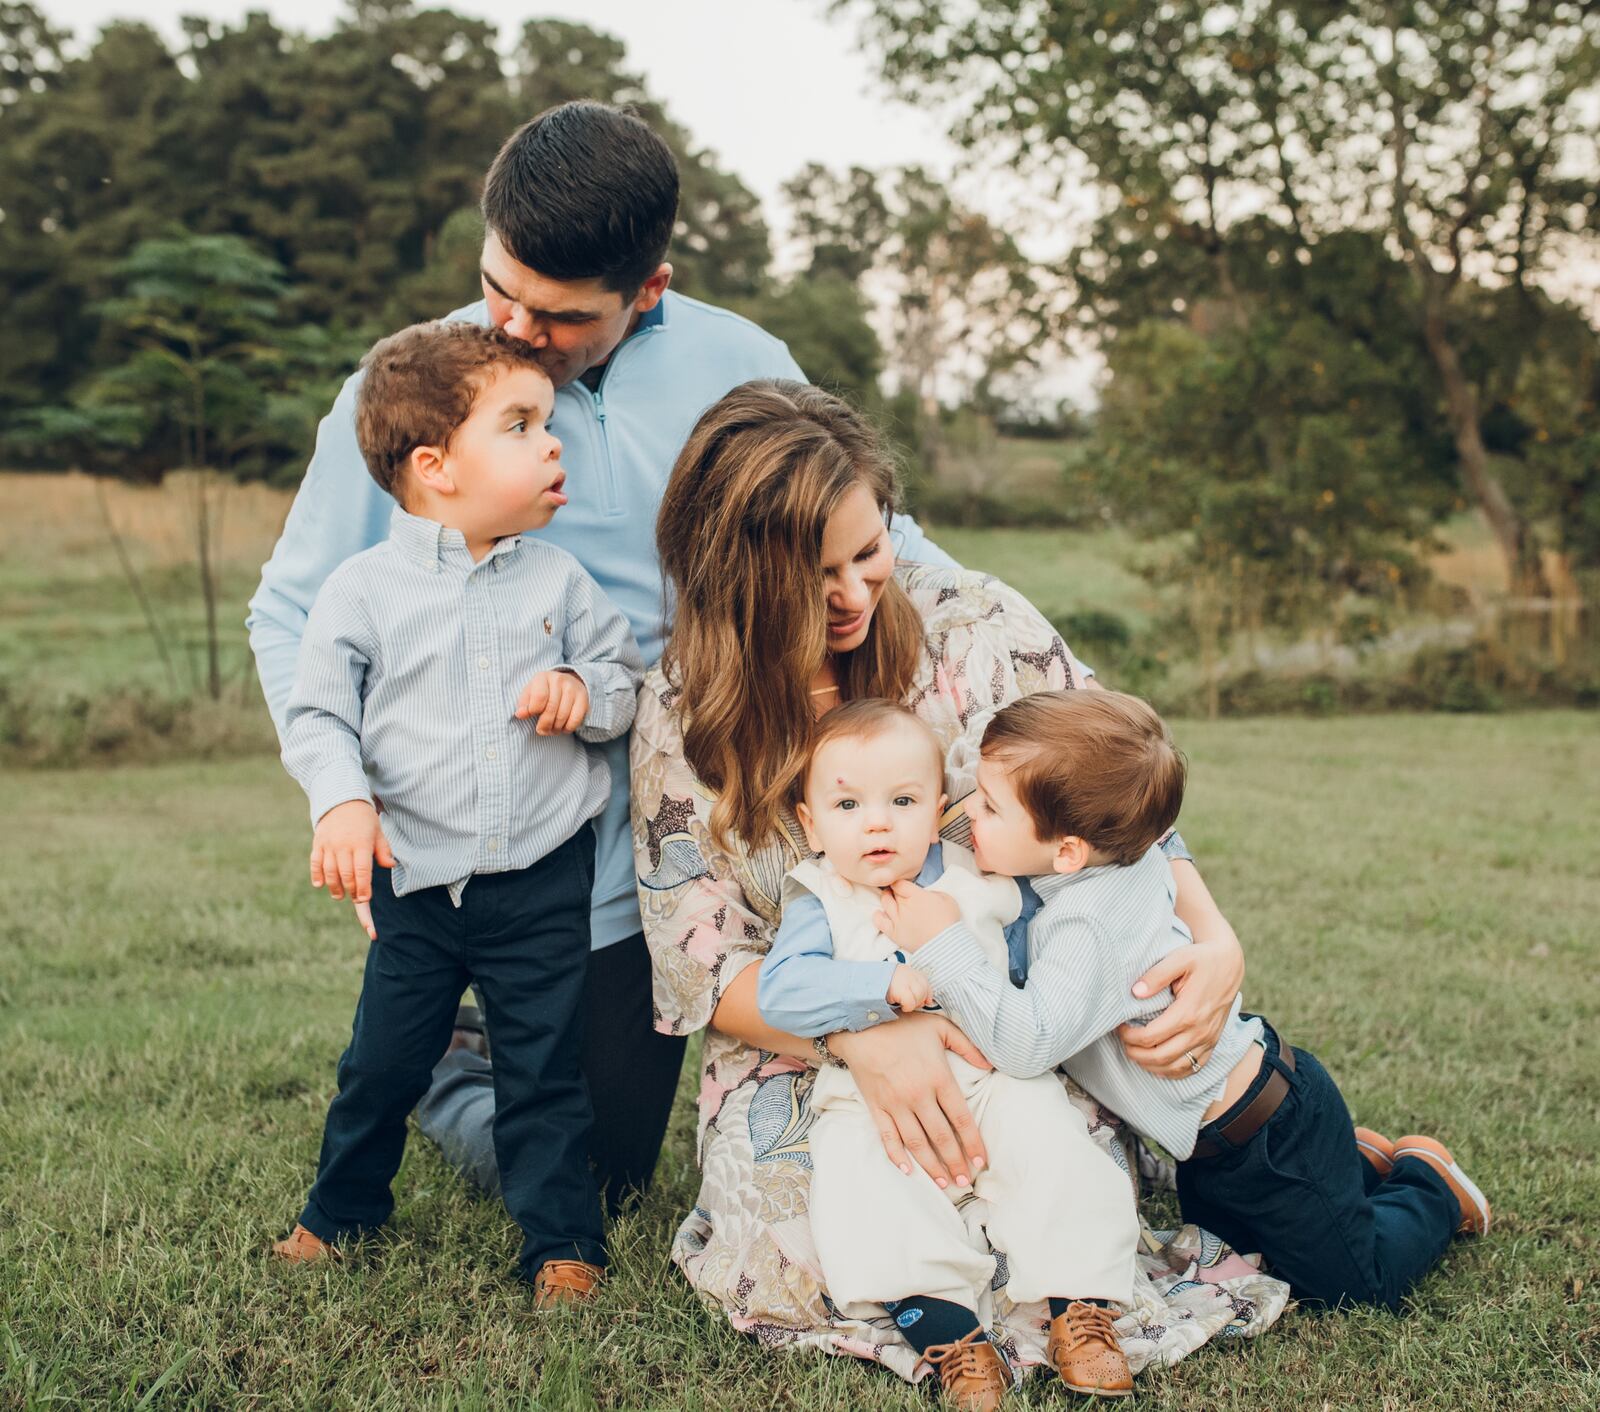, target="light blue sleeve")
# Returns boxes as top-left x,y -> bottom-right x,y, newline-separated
559,564 -> 645,744
1159,829 -> 1194,865
280,575 -> 375,826
757,893 -> 900,1038
888,512 -> 957,569
247,369 -> 394,740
